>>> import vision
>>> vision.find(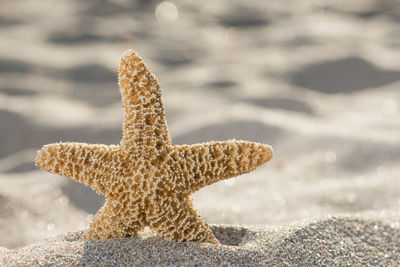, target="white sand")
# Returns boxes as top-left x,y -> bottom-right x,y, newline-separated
0,0 -> 400,265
